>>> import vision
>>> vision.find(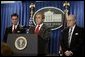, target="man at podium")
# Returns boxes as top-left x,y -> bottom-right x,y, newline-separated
3,13 -> 25,43
29,12 -> 50,55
